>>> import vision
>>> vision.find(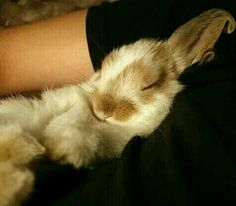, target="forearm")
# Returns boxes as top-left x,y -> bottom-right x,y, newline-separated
0,9 -> 94,95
